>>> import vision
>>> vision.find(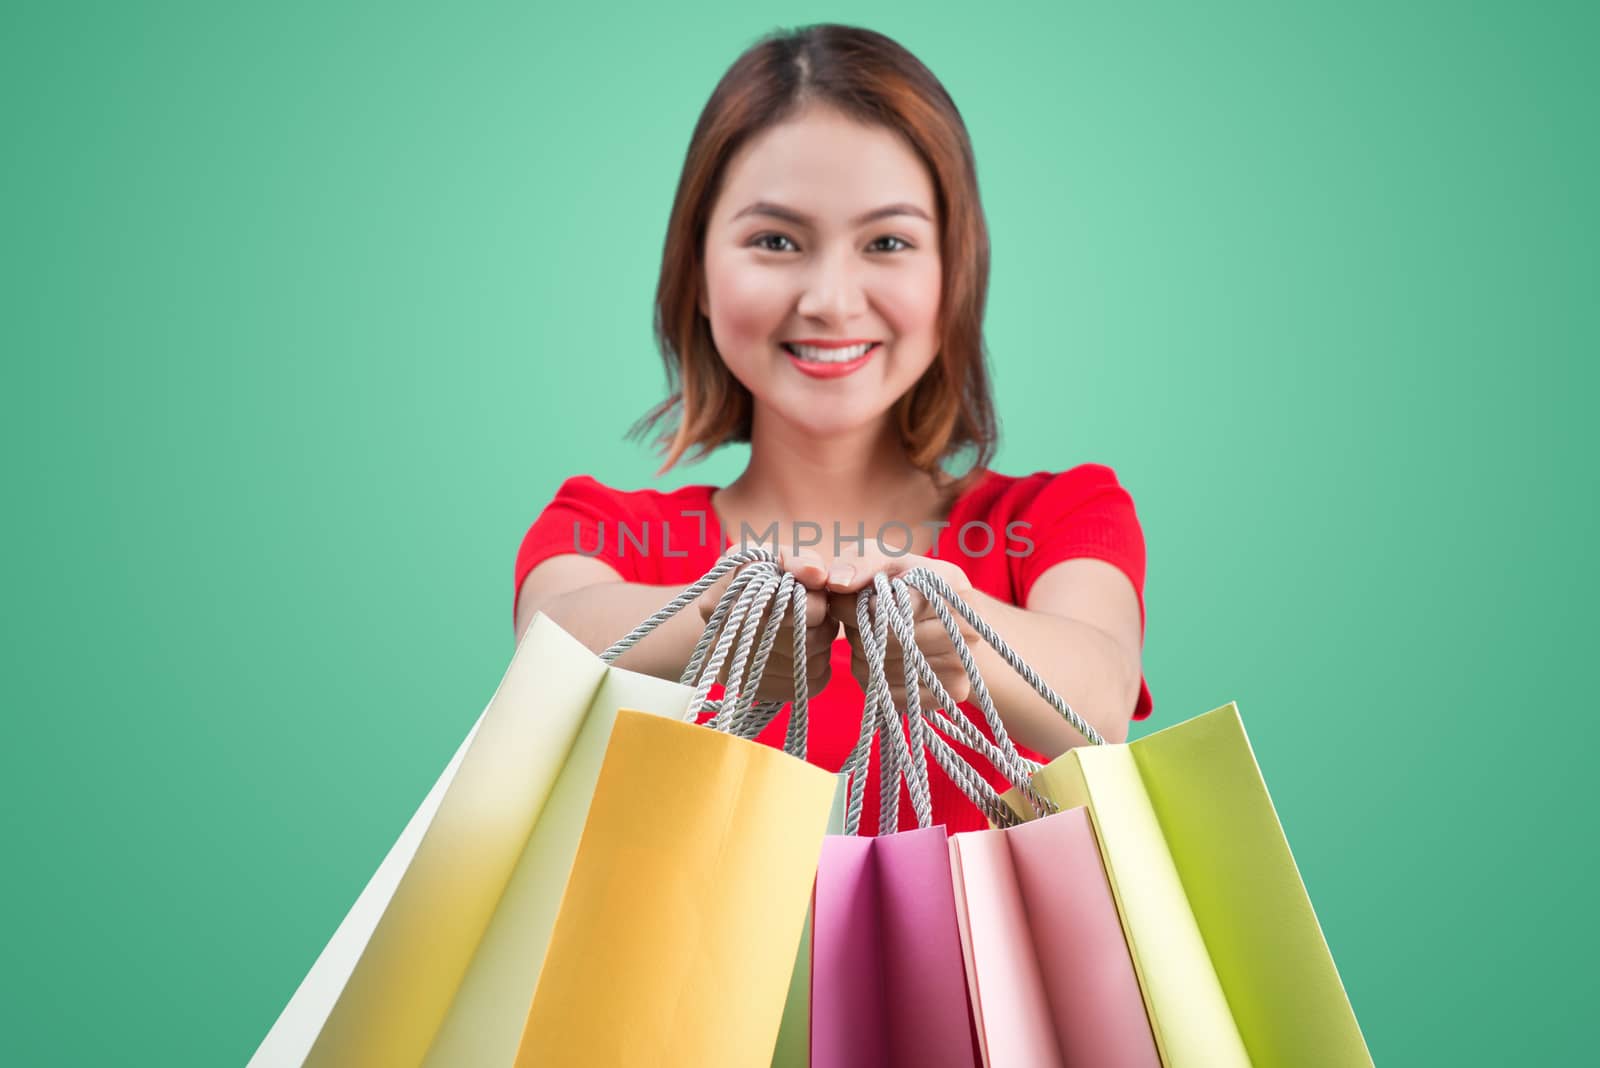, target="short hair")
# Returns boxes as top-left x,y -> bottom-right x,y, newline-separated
628,23 -> 999,495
